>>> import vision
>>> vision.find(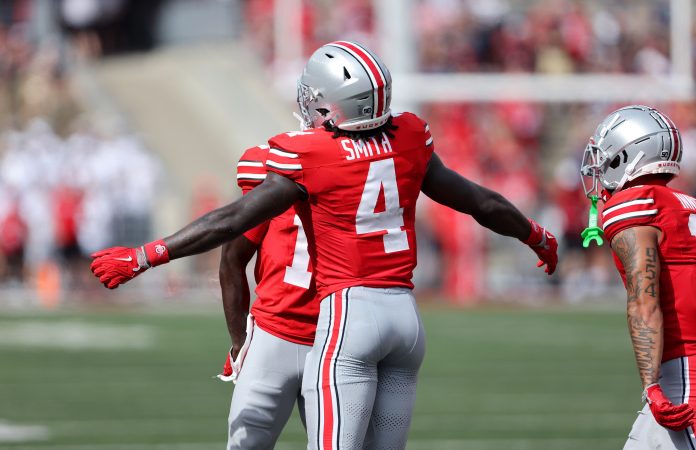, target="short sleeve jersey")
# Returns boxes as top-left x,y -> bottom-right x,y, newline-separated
236,146 -> 318,346
265,112 -> 435,300
604,183 -> 696,361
